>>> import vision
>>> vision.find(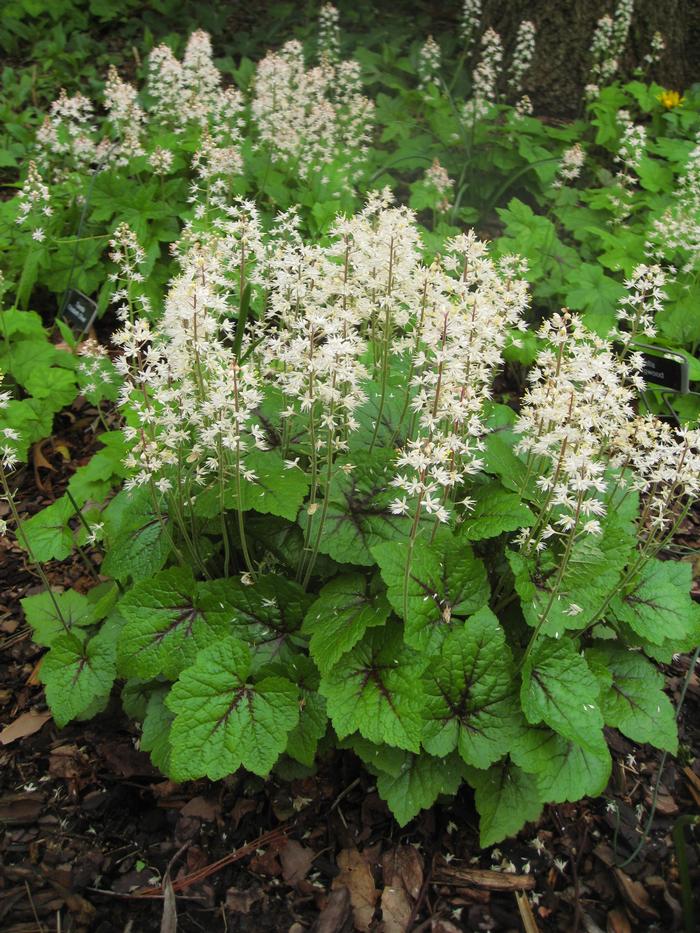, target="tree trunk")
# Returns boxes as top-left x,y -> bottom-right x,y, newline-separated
481,0 -> 699,118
